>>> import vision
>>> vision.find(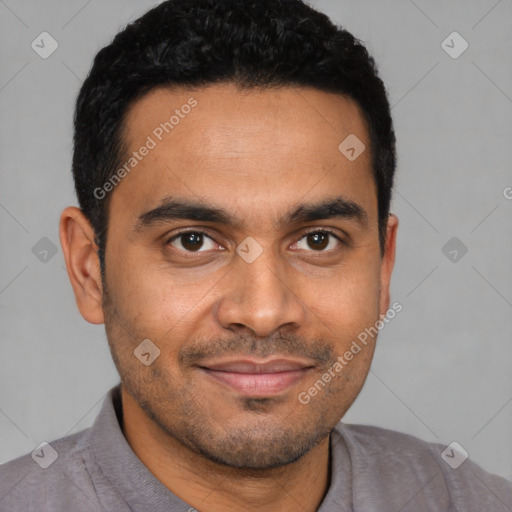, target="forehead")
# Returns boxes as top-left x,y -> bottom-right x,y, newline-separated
123,82 -> 370,157
111,83 -> 376,228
